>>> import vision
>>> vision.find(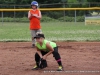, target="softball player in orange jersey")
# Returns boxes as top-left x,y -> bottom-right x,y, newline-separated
28,1 -> 42,47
